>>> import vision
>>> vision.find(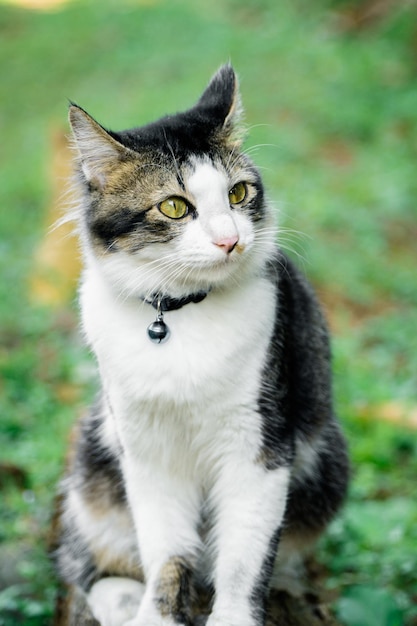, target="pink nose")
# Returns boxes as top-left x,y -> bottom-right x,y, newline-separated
214,235 -> 239,254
